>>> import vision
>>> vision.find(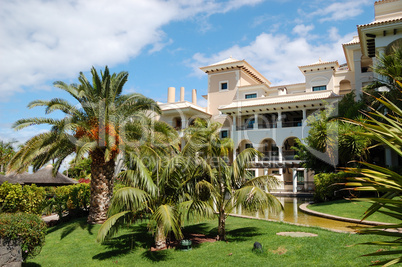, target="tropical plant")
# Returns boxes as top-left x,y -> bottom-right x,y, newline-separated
295,104 -> 371,173
64,157 -> 91,179
8,66 -> 167,224
96,135 -> 184,250
0,140 -> 16,173
364,46 -> 402,111
342,47 -> 402,265
181,119 -> 283,241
